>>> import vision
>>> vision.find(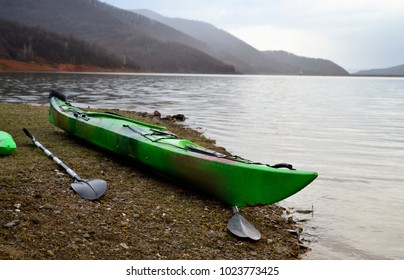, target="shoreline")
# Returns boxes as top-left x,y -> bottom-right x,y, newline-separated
2,59 -> 404,78
0,102 -> 307,260
0,59 -> 138,73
